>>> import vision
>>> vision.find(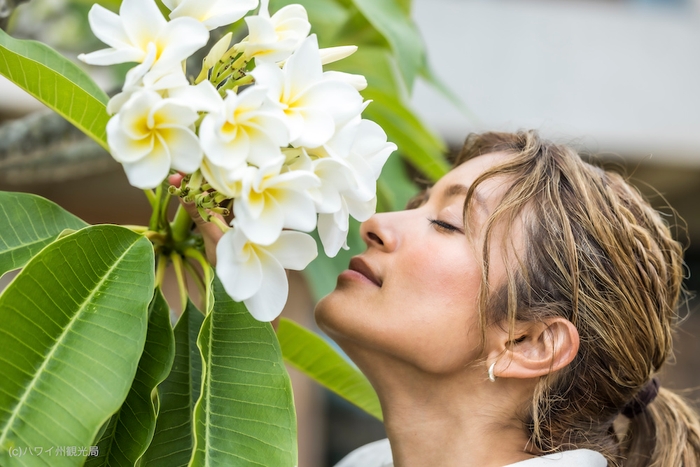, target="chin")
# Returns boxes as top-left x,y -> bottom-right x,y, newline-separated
313,293 -> 337,335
